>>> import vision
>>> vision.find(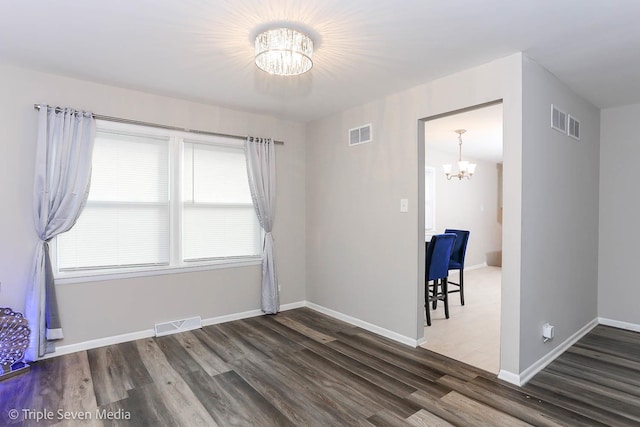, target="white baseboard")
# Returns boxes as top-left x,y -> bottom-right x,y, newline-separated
598,317 -> 640,332
497,369 -> 521,386
492,317 -> 640,387
201,301 -> 306,327
498,317 -> 599,386
281,301 -> 307,311
466,262 -> 488,271
305,302 -> 422,347
201,308 -> 263,327
42,300 -> 307,360
40,328 -> 156,360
